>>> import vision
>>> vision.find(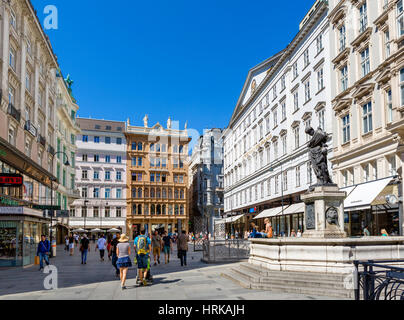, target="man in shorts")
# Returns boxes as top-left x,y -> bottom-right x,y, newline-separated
162,230 -> 172,264
134,229 -> 151,286
151,230 -> 162,266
